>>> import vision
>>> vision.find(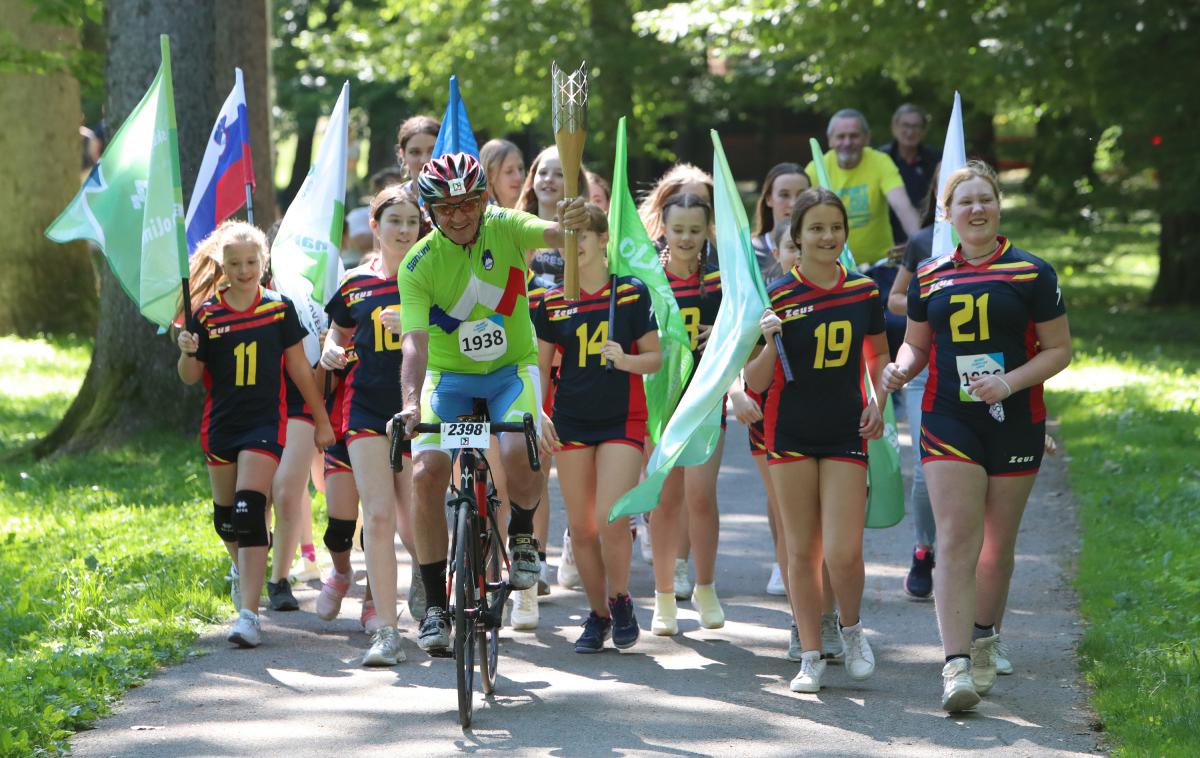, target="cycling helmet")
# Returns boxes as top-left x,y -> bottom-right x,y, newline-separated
416,152 -> 488,203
